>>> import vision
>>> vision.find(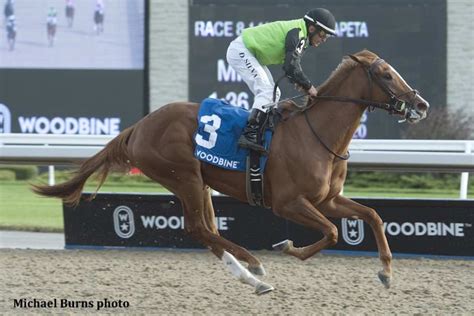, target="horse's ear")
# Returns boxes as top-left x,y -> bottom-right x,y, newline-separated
348,54 -> 361,64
